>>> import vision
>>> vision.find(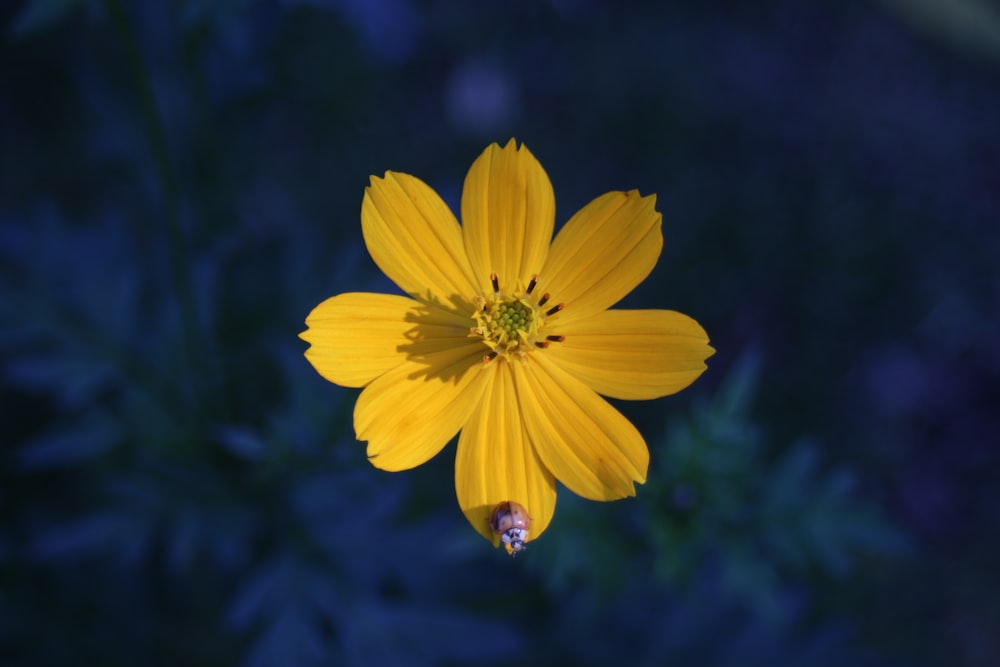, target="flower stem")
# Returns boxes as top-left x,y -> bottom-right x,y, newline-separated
104,0 -> 210,420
